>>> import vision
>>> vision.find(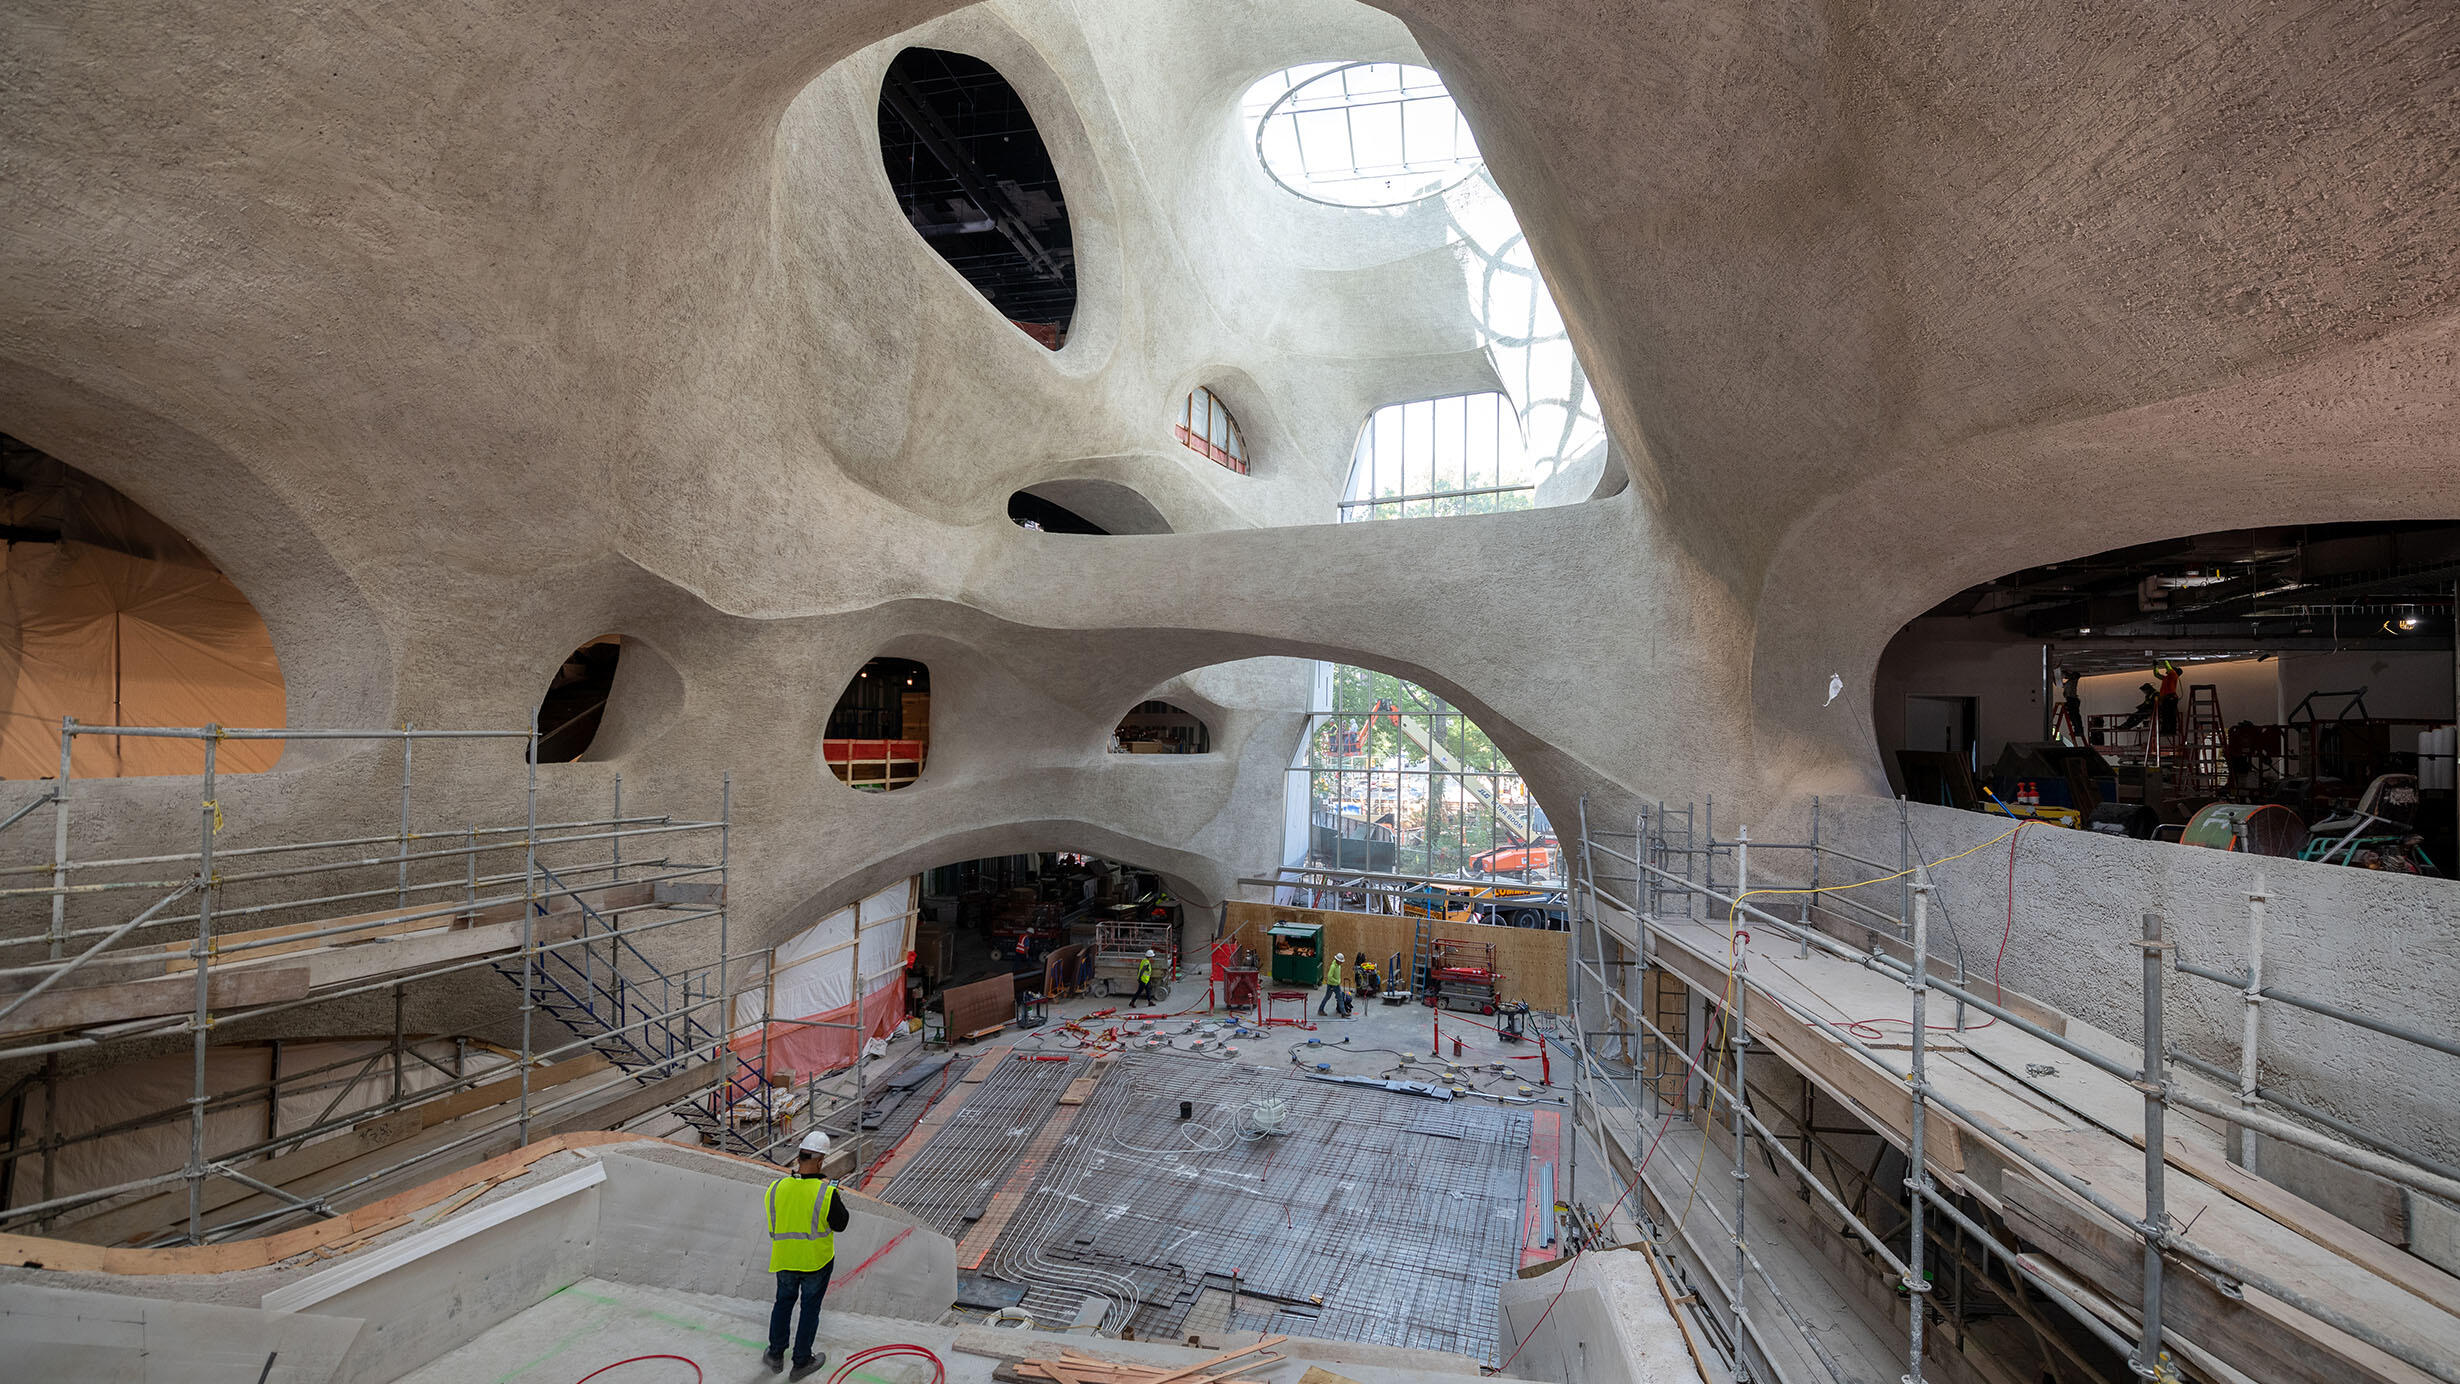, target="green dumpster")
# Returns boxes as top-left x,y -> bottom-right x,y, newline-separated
1267,921 -> 1325,987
